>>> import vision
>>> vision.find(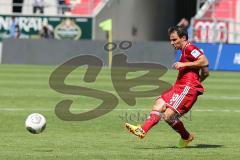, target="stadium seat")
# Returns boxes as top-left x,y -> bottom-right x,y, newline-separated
65,0 -> 102,16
